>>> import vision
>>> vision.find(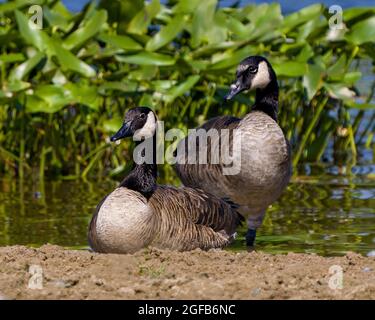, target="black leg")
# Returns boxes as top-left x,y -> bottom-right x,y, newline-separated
245,229 -> 256,248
